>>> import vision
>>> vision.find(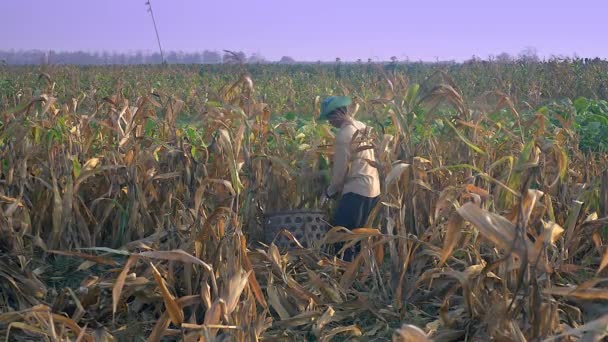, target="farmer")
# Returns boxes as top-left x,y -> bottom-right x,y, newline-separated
319,96 -> 381,261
